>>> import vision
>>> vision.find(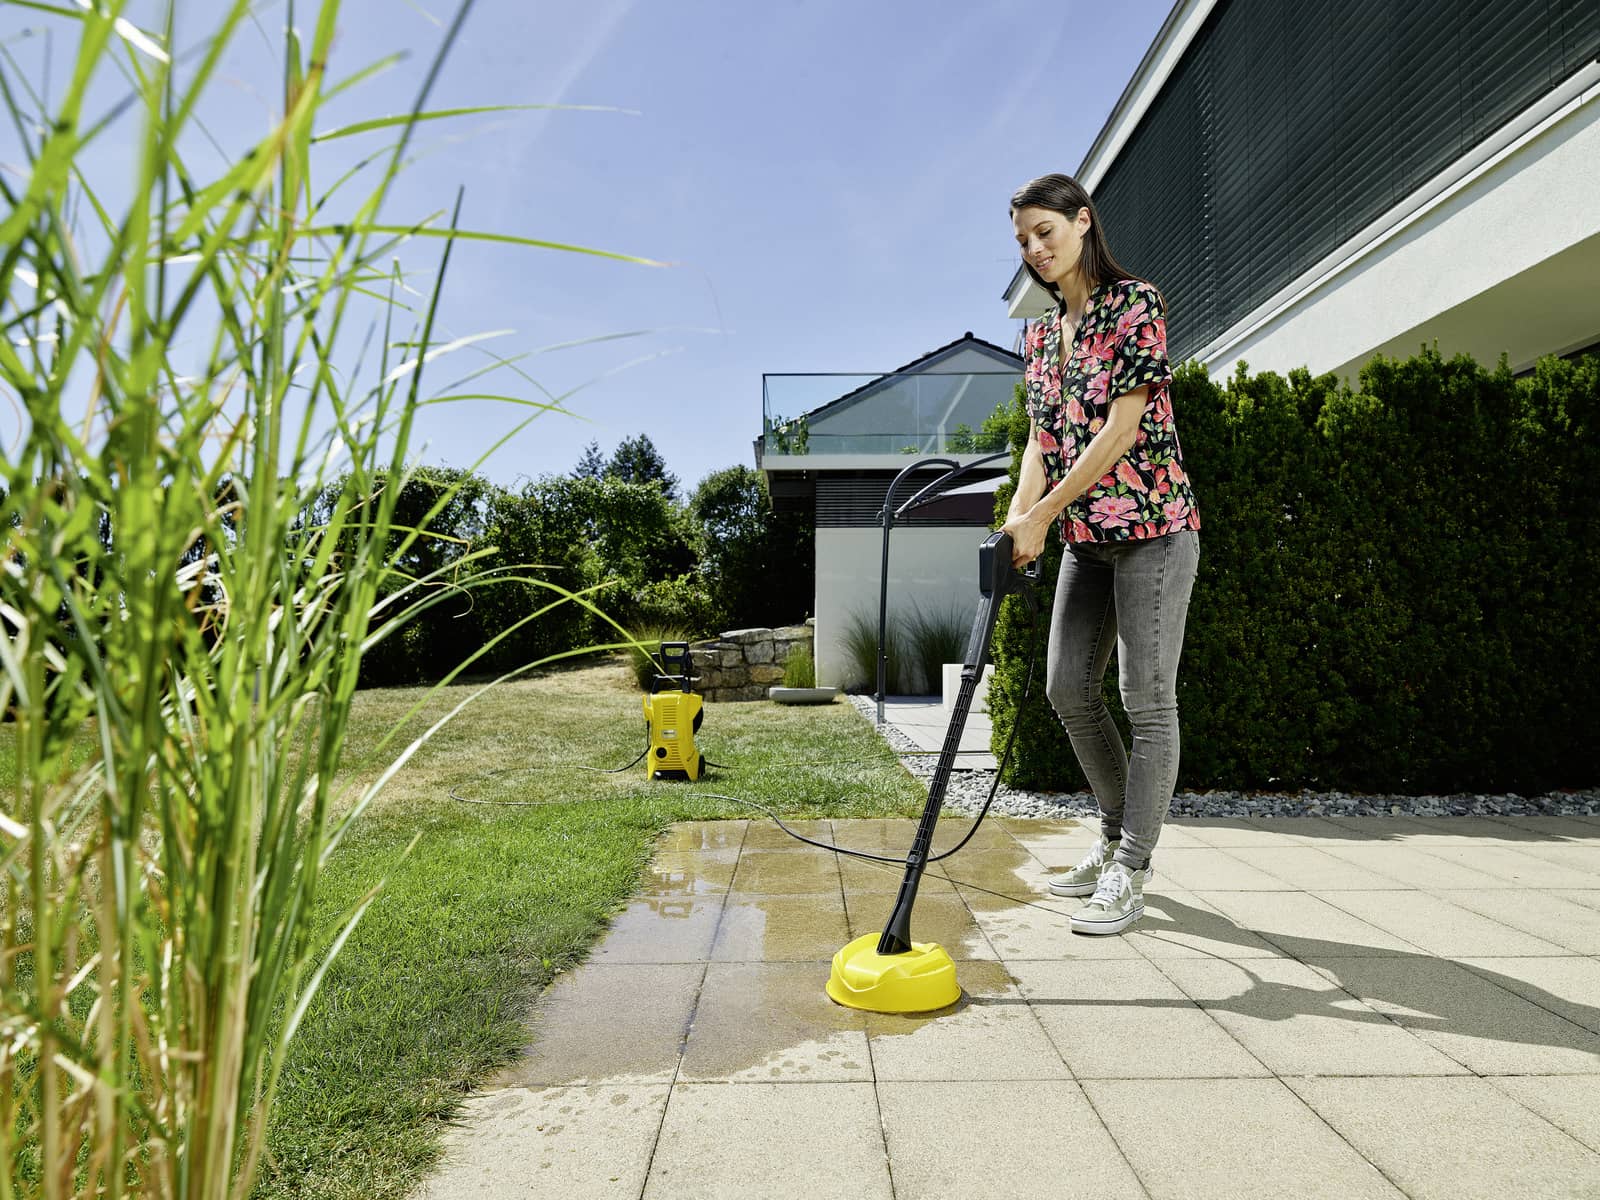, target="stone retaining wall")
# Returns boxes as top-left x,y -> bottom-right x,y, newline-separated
690,621 -> 814,702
